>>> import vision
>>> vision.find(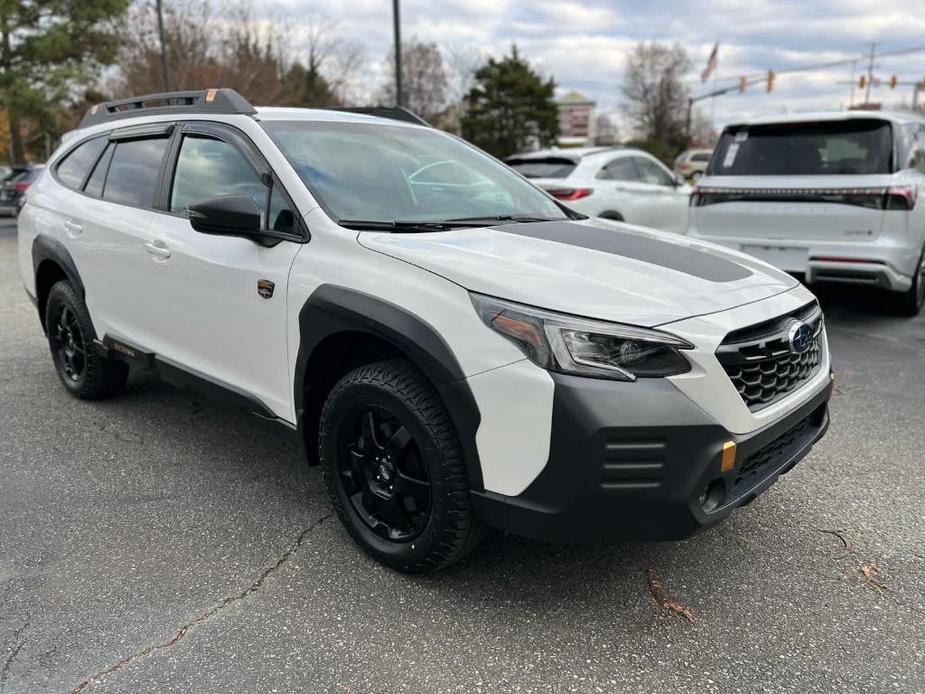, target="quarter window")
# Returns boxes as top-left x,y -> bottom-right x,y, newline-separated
170,135 -> 267,218
103,137 -> 170,207
56,137 -> 107,190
